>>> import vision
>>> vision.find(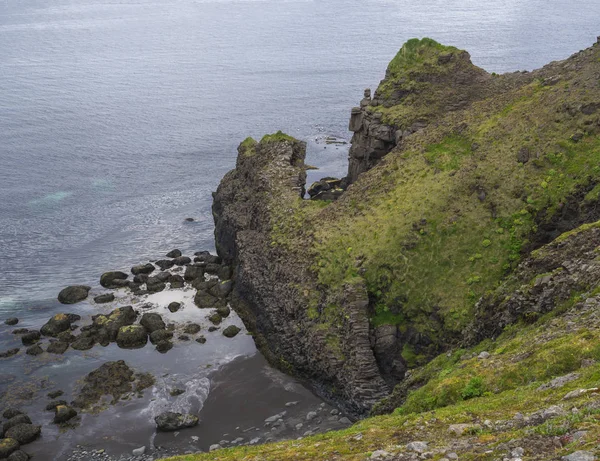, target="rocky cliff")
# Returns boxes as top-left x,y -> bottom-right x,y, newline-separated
213,133 -> 388,414
213,38 -> 600,416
